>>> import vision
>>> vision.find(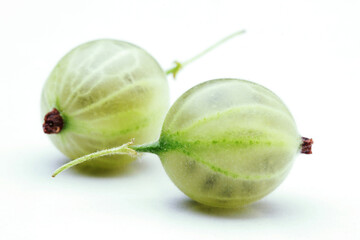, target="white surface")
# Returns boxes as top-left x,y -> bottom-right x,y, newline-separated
1,0 -> 359,239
